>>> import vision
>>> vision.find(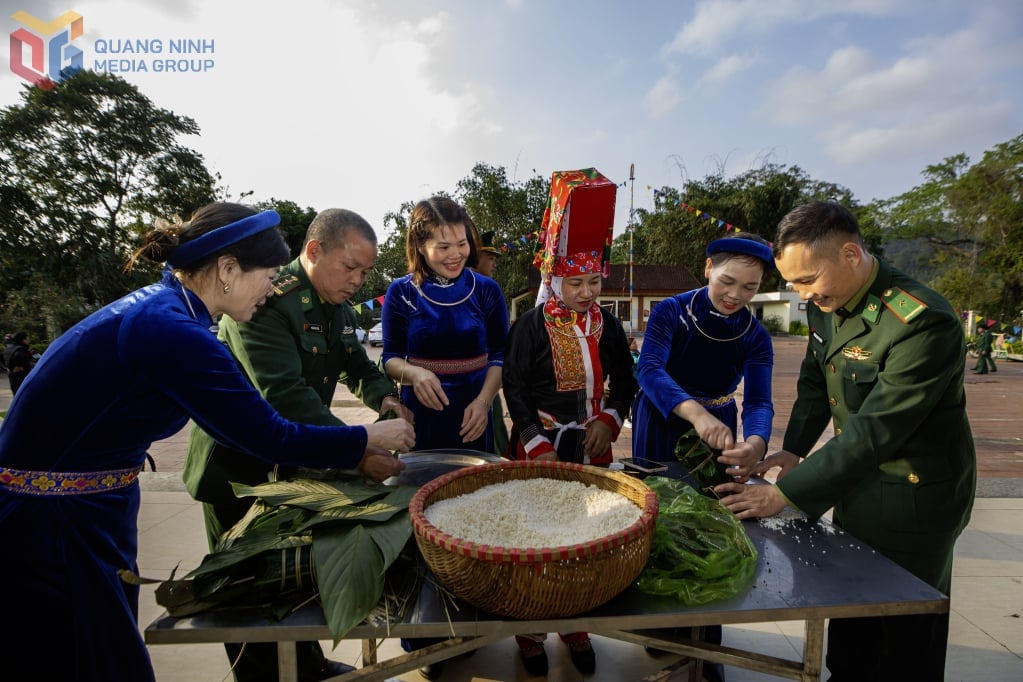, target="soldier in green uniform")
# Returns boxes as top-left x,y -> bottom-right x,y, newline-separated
716,202 -> 976,681
973,321 -> 997,374
184,208 -> 411,682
